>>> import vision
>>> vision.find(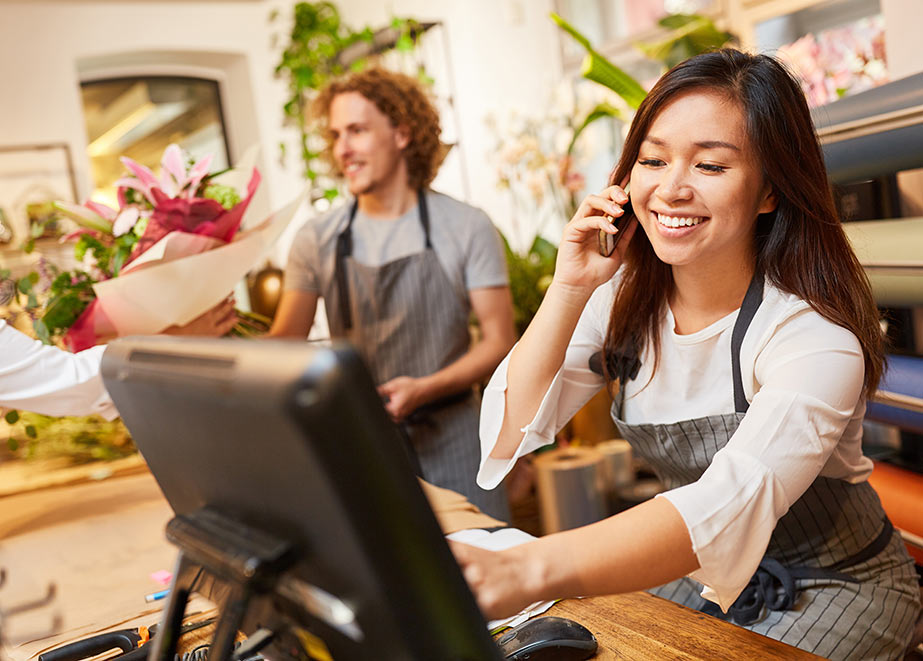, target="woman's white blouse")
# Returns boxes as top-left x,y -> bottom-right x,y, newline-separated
477,277 -> 872,611
0,320 -> 116,419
